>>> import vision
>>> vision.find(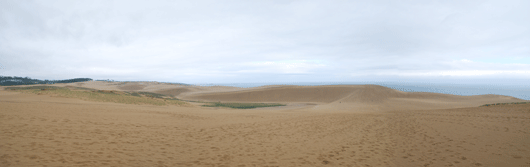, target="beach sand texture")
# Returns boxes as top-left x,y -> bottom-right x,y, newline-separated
1,82 -> 529,166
